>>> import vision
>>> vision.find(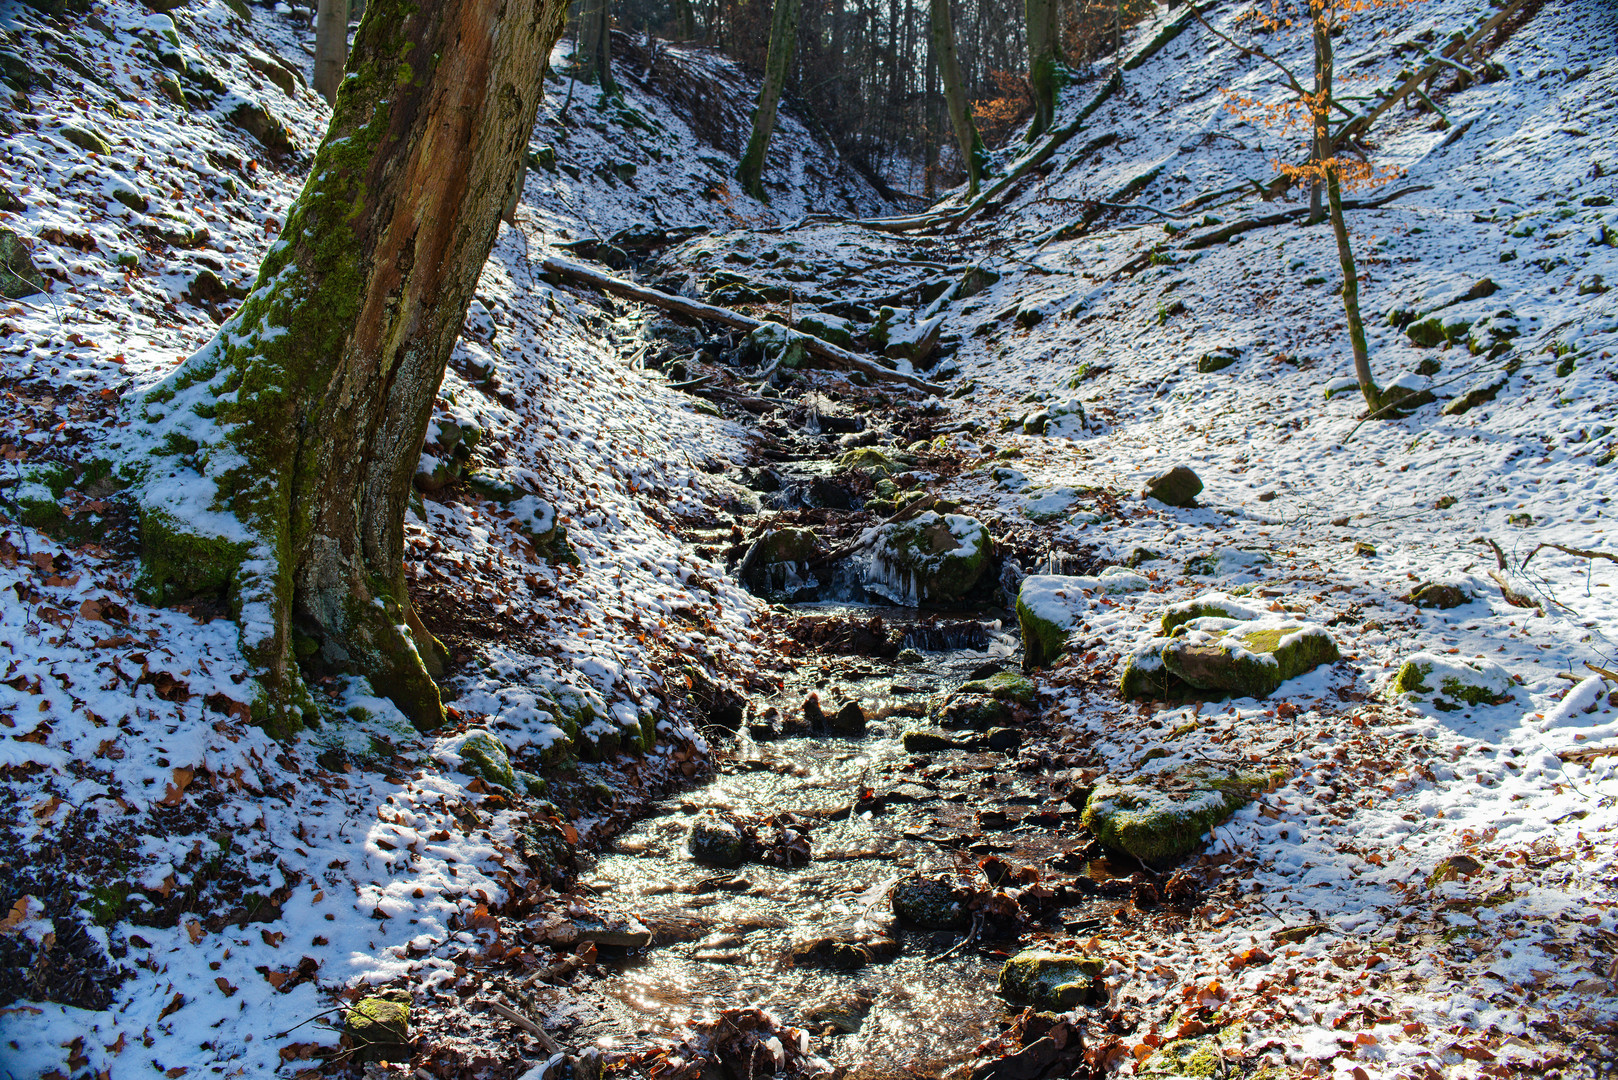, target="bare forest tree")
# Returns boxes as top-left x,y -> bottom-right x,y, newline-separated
312,0 -> 349,103
736,0 -> 803,198
130,0 -> 569,734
